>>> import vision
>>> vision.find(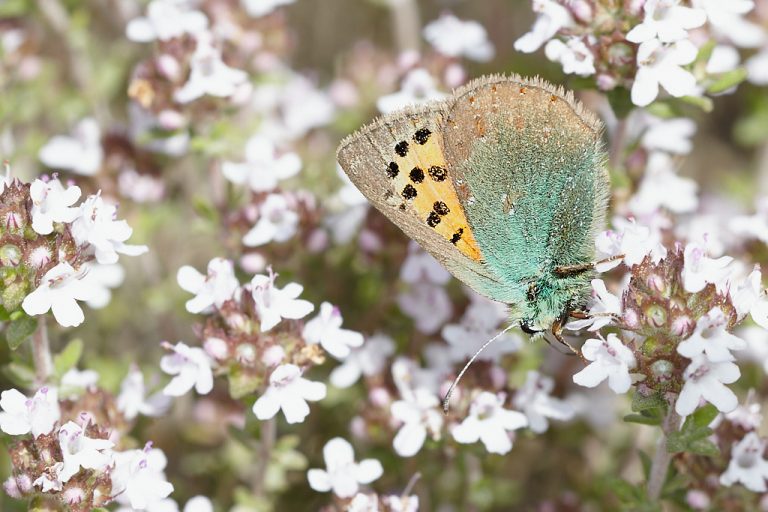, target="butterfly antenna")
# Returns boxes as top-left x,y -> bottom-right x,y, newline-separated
442,323 -> 516,414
